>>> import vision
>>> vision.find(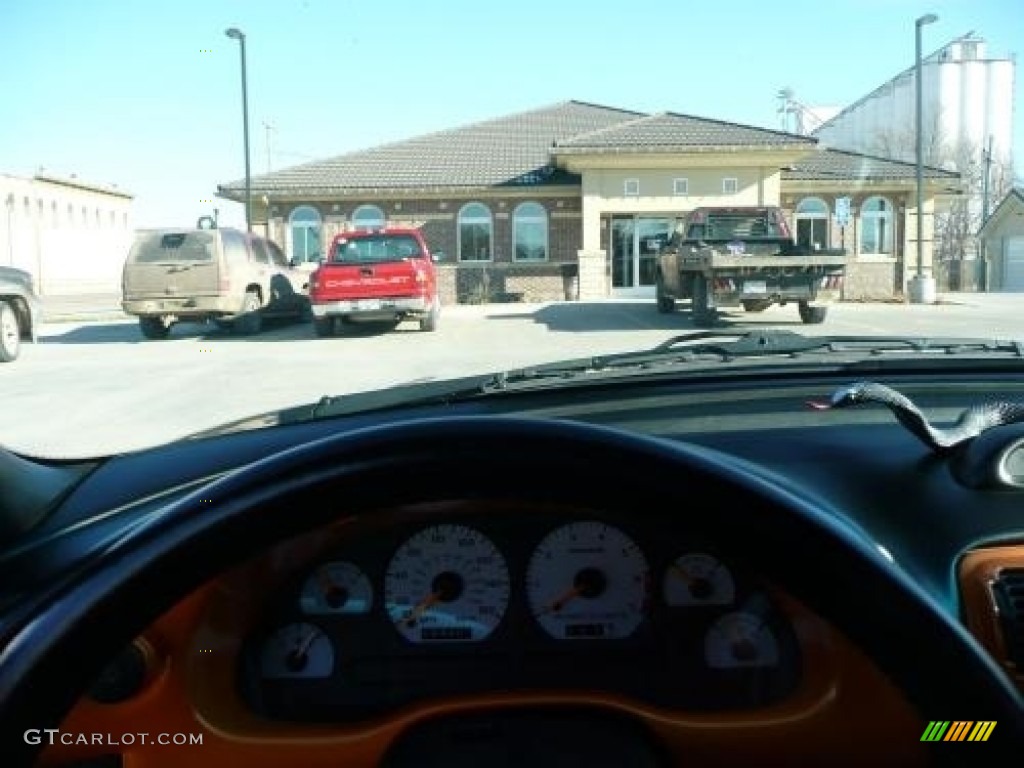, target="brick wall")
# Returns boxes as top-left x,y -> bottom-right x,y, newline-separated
278,194 -> 582,304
